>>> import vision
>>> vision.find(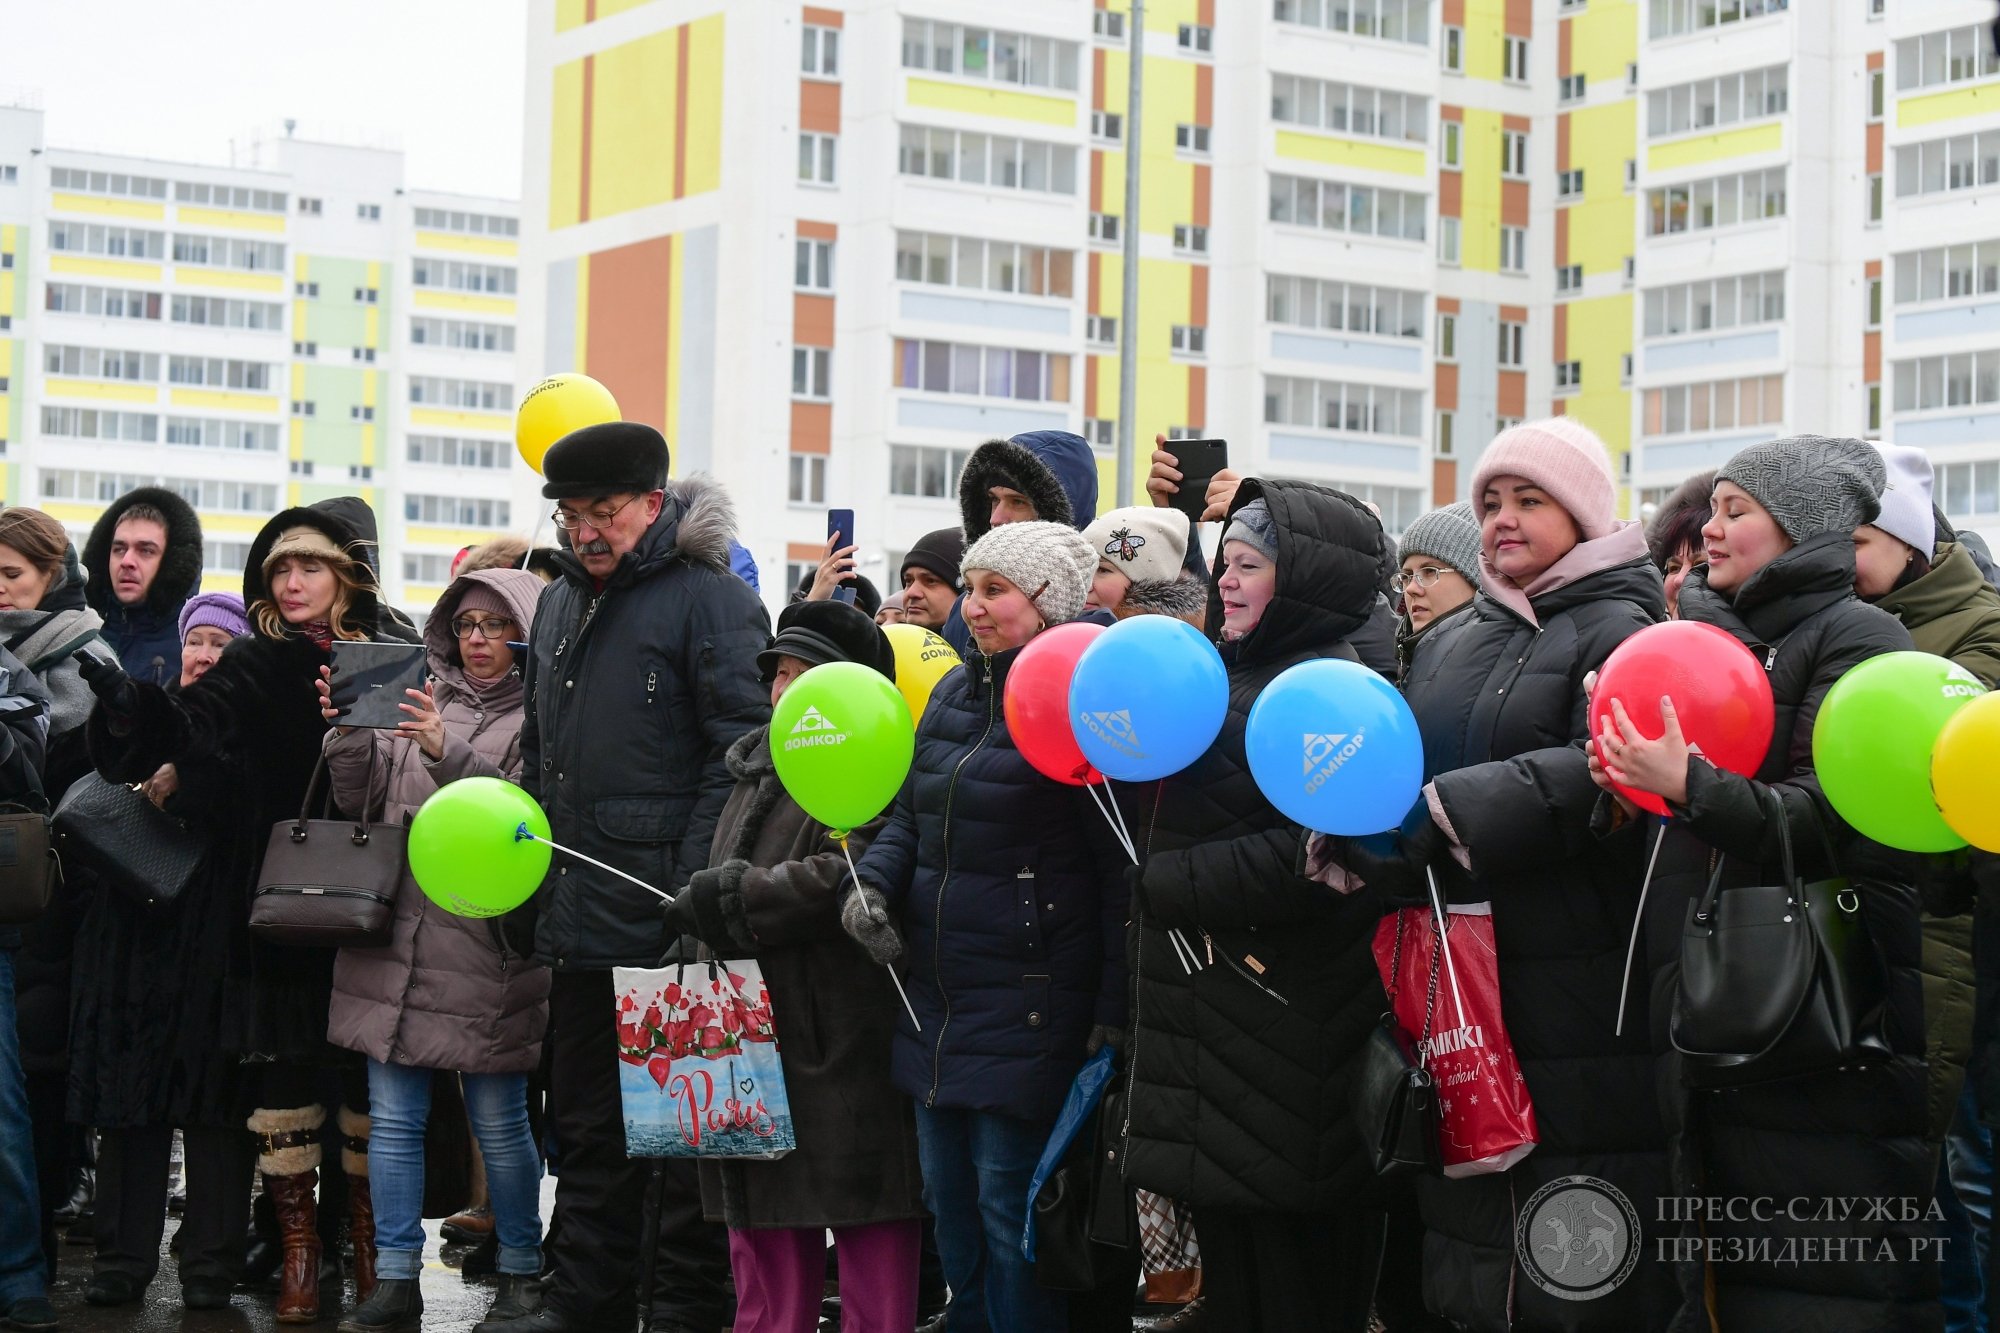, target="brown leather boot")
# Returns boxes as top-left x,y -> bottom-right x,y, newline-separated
248,1106 -> 326,1325
340,1108 -> 376,1302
